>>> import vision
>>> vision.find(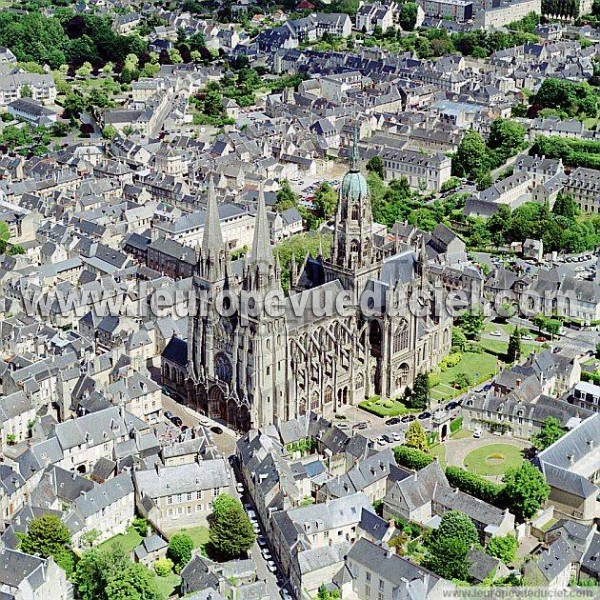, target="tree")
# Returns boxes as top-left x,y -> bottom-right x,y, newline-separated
104,562 -> 159,600
486,534 -> 518,564
208,494 -> 255,560
366,155 -> 384,179
167,533 -> 193,571
276,180 -> 298,212
502,462 -> 550,522
552,193 -> 579,218
404,420 -> 428,451
20,85 -> 32,98
532,417 -> 564,451
532,313 -> 547,333
153,557 -> 173,576
102,125 -> 117,140
410,372 -> 430,410
132,518 -> 148,537
507,326 -> 522,363
399,2 -> 419,31
457,311 -> 484,340
487,119 -> 527,163
73,545 -> 130,600
20,515 -> 71,559
75,62 -> 93,78
313,182 -> 337,219
452,129 -> 488,180
596,342 -> 600,359
426,511 -> 478,580
452,328 -> 467,351
316,585 -> 340,600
